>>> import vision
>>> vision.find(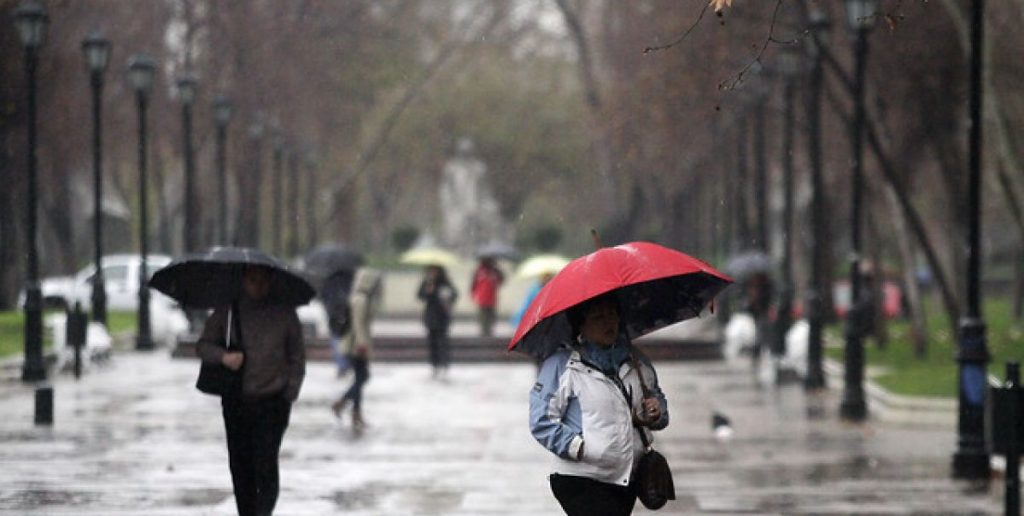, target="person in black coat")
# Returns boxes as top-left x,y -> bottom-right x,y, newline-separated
417,265 -> 458,378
